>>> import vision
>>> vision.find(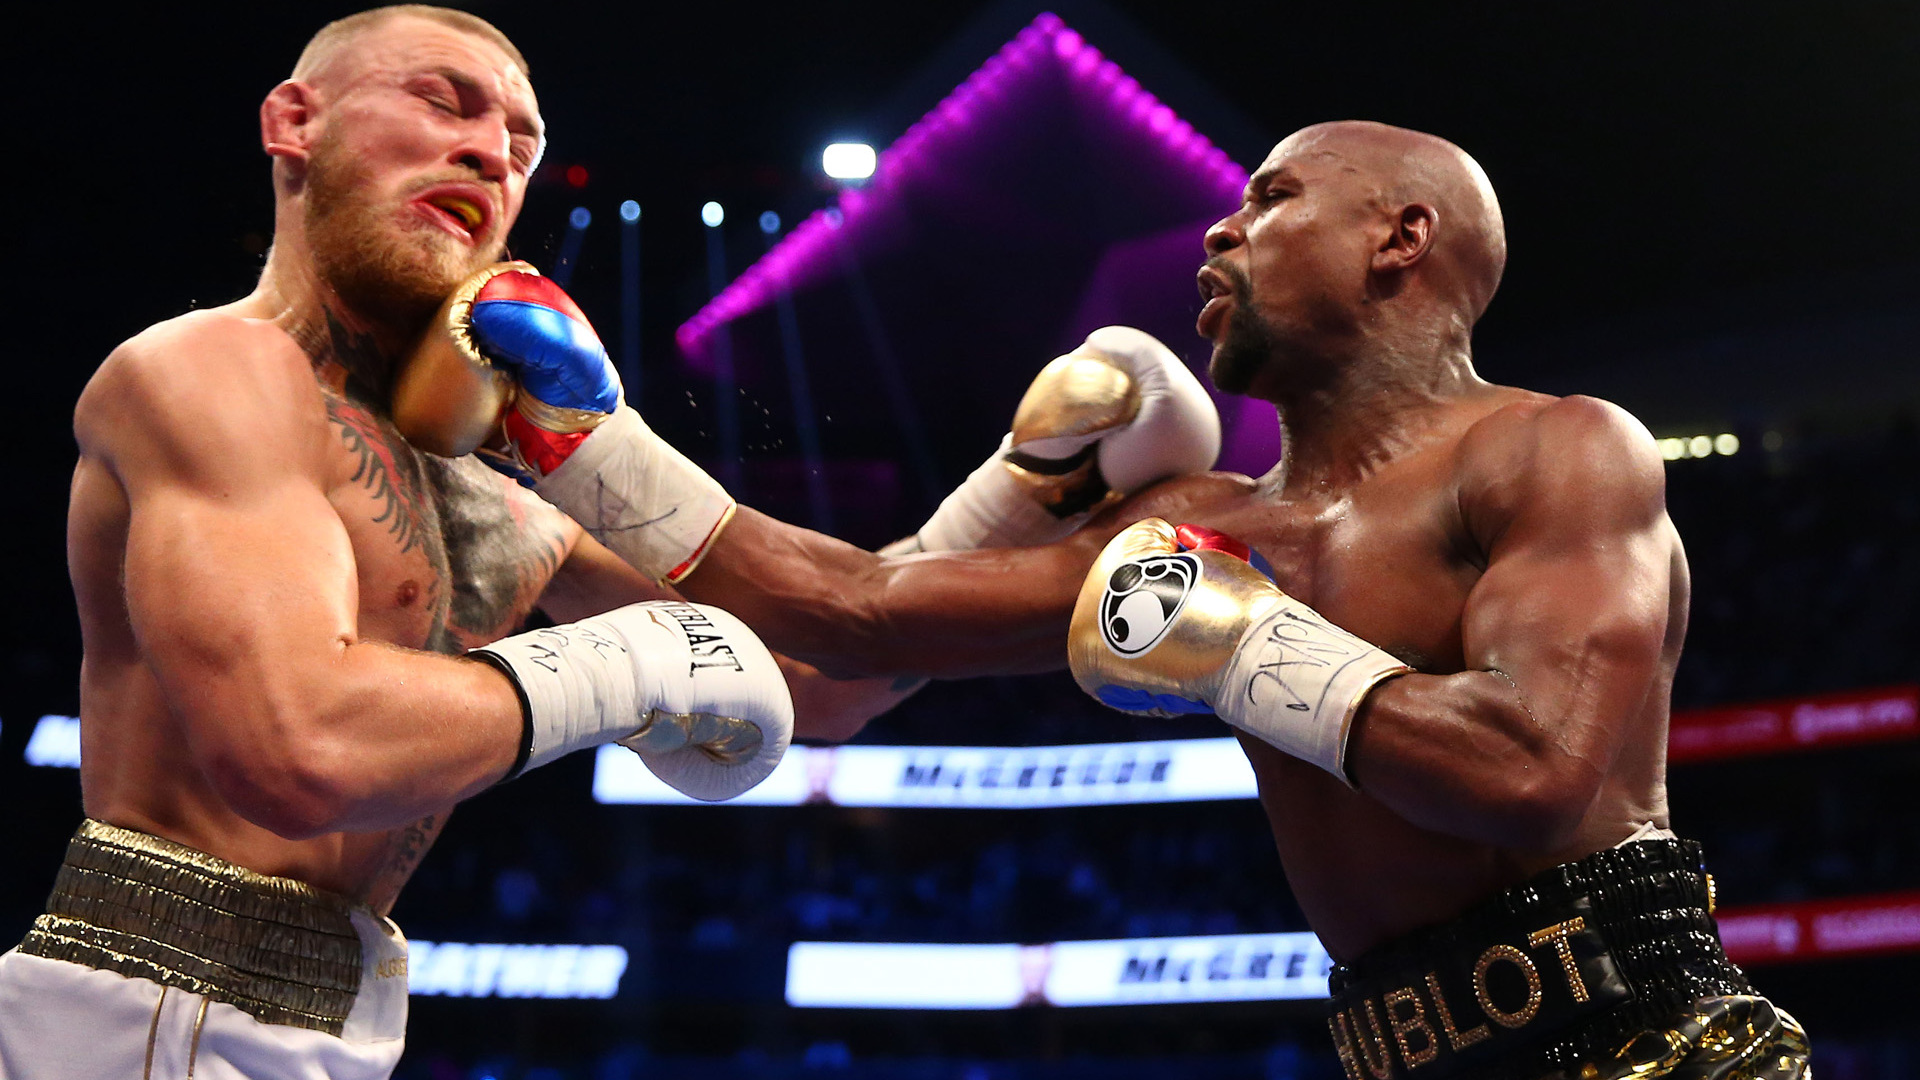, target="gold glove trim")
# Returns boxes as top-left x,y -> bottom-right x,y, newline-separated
1006,350 -> 1142,517
621,709 -> 765,765
1009,351 -> 1140,445
15,820 -> 368,1035
662,500 -> 738,584
516,392 -> 611,436
391,261 -> 534,457
1070,518 -> 1285,711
